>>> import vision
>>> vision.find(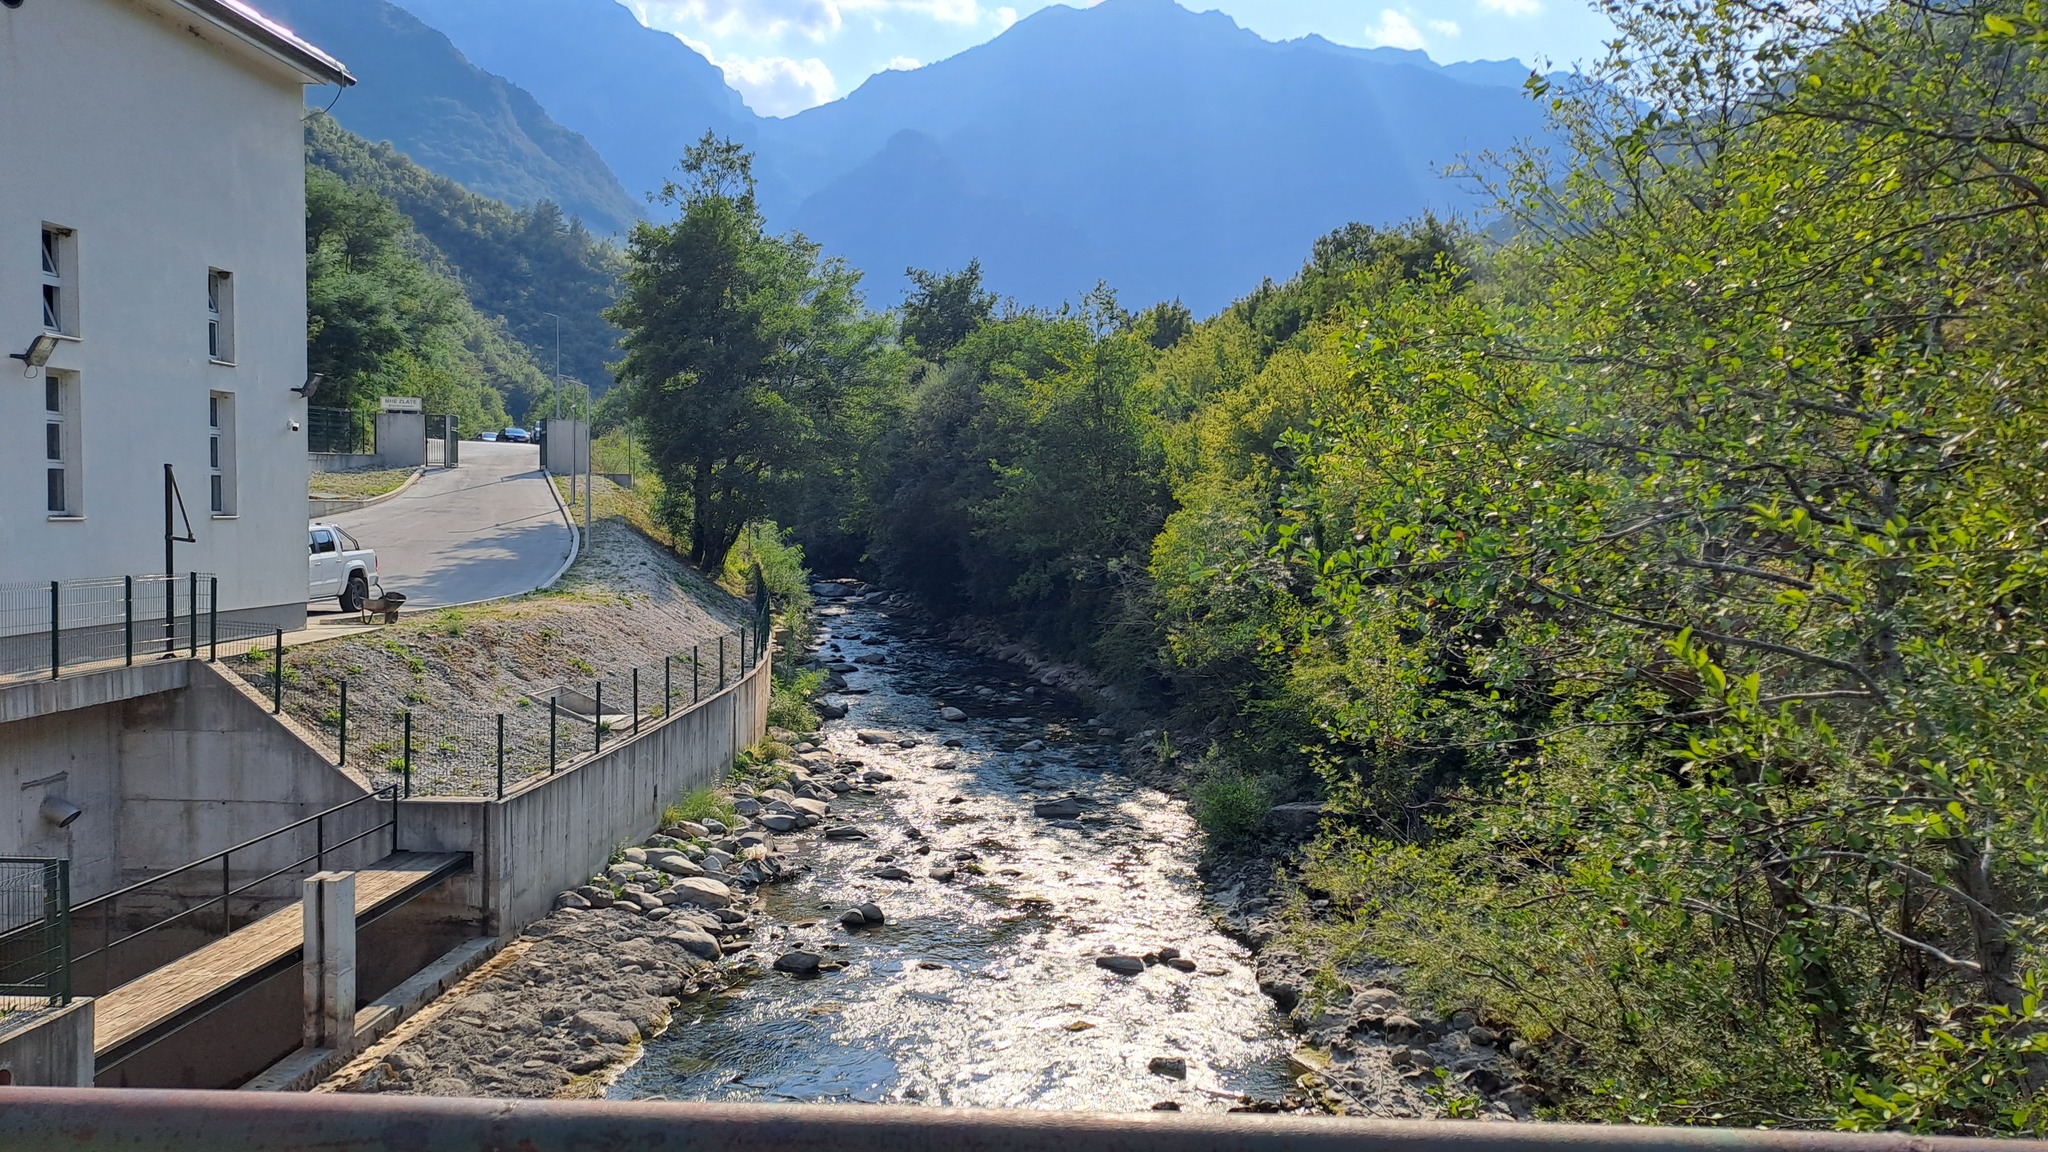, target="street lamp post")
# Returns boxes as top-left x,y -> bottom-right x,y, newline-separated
539,311 -> 561,421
